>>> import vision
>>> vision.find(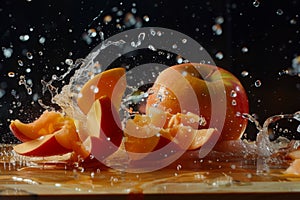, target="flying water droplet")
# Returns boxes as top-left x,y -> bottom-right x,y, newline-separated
65,59 -> 73,66
17,60 -> 24,67
253,0 -> 260,7
215,51 -> 224,60
143,15 -> 150,22
26,52 -> 33,60
215,16 -> 224,24
88,29 -> 97,38
39,37 -> 46,44
8,72 -> 15,77
254,80 -> 262,87
103,15 -> 112,24
19,35 -> 30,42
241,71 -> 249,77
2,47 -> 13,58
276,9 -> 283,16
212,24 -> 222,35
241,47 -> 249,53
